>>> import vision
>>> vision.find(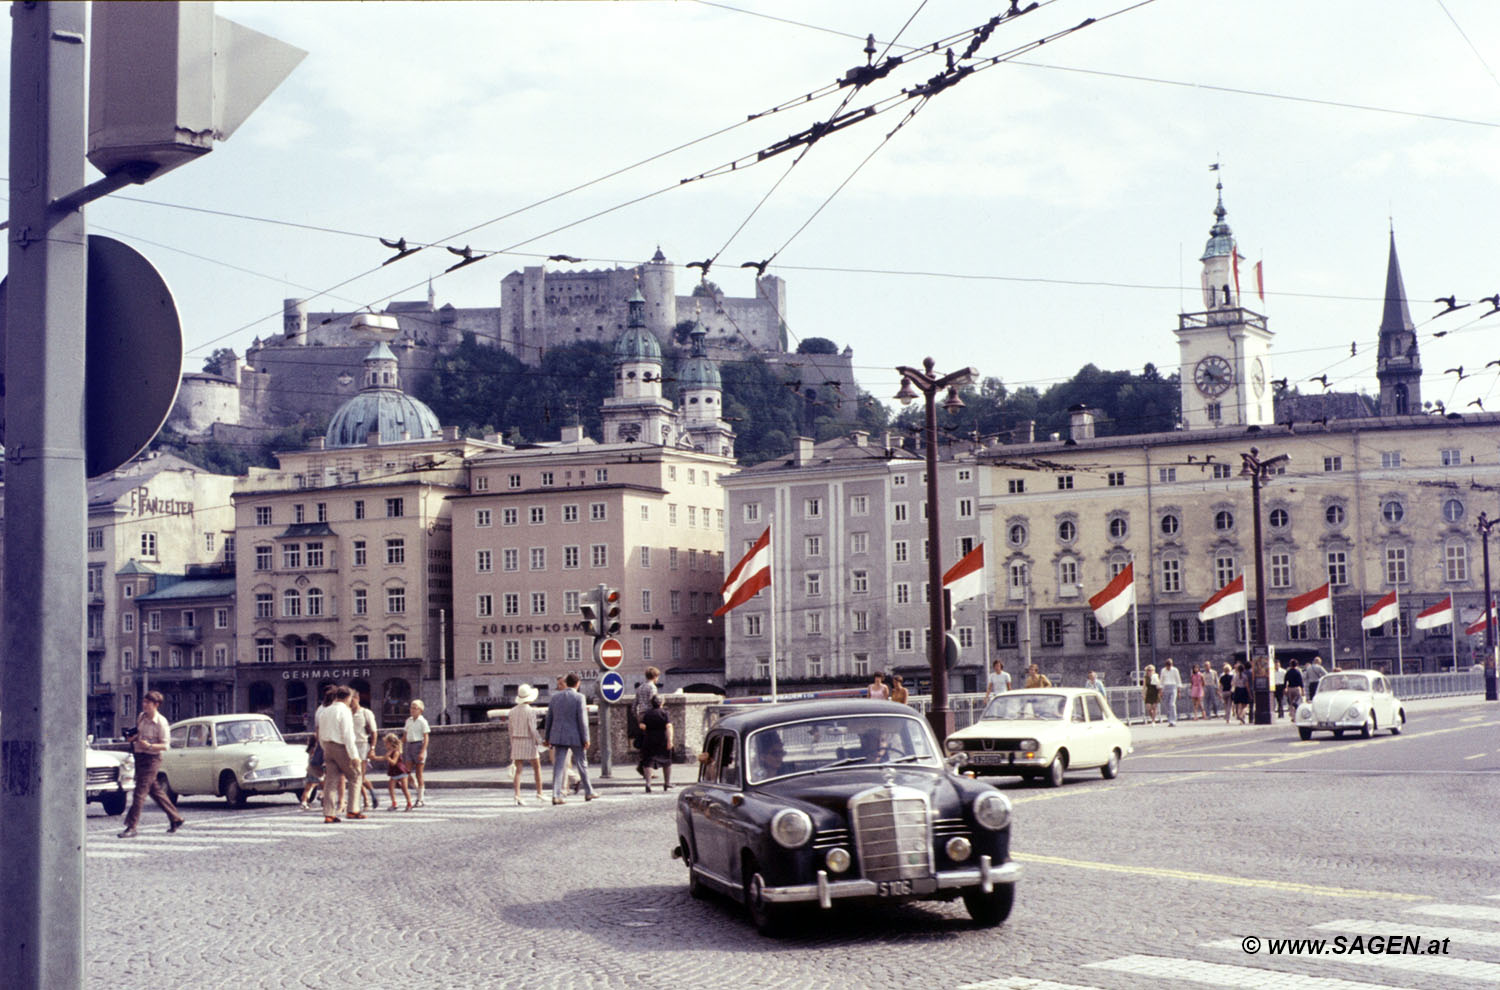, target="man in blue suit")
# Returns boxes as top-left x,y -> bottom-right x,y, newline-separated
546,673 -> 595,804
